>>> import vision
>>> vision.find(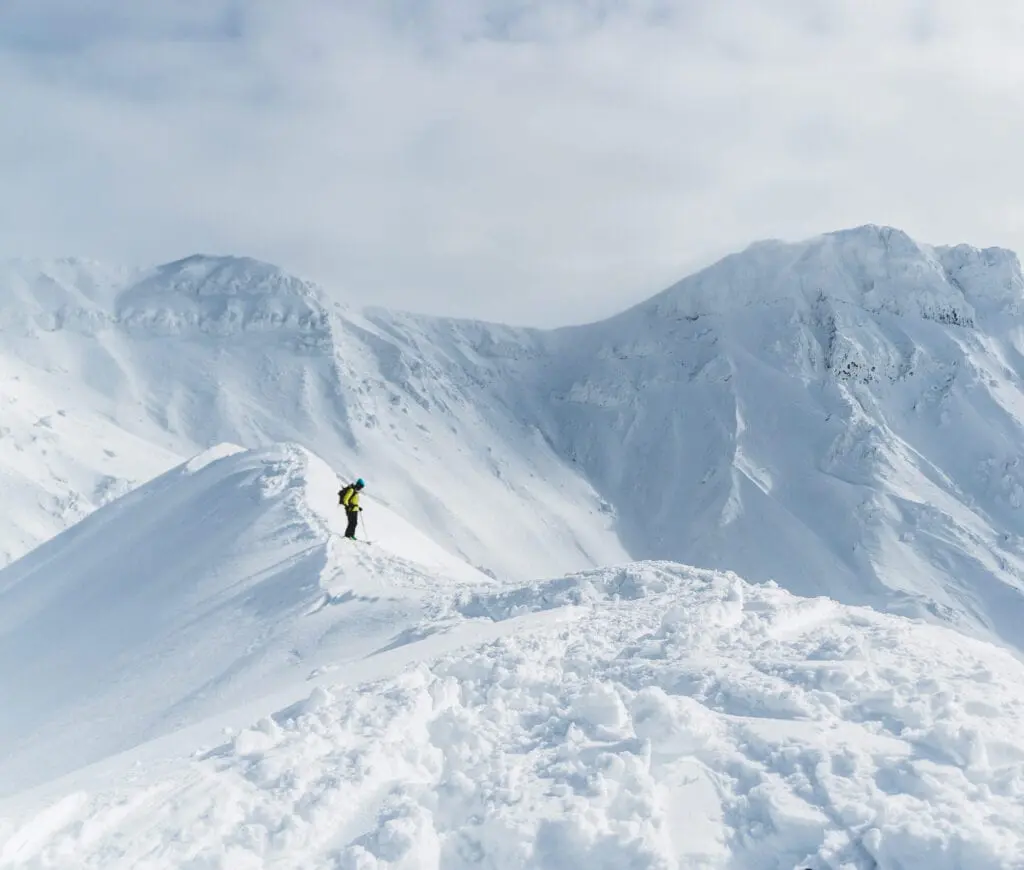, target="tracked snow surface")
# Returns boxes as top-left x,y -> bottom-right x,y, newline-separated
1,441 -> 1023,869
3,227 -> 1024,867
